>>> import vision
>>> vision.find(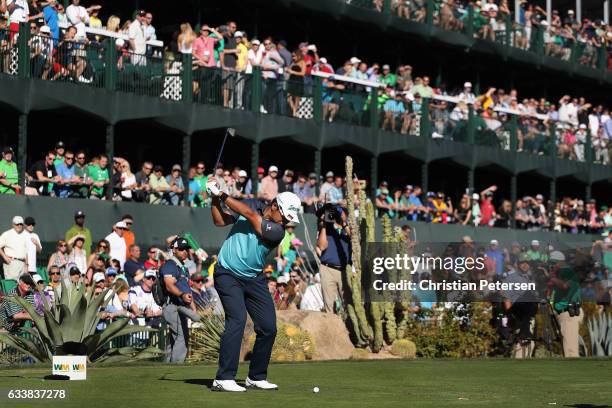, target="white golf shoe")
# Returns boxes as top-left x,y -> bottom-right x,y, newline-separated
245,377 -> 278,390
211,379 -> 246,392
